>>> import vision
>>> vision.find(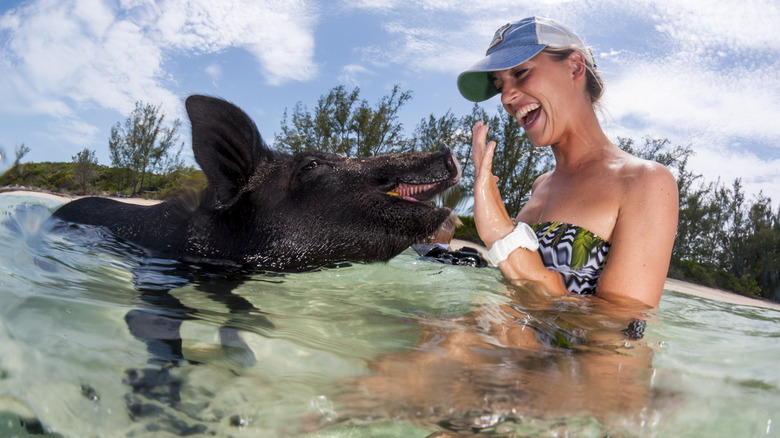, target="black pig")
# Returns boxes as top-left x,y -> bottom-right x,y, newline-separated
51,95 -> 462,419
53,95 -> 461,271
